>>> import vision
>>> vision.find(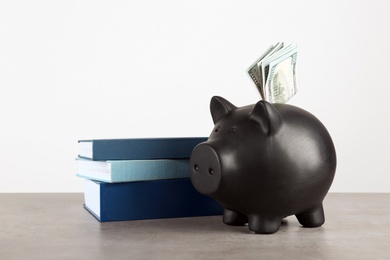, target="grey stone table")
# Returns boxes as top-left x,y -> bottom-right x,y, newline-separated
0,193 -> 389,260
